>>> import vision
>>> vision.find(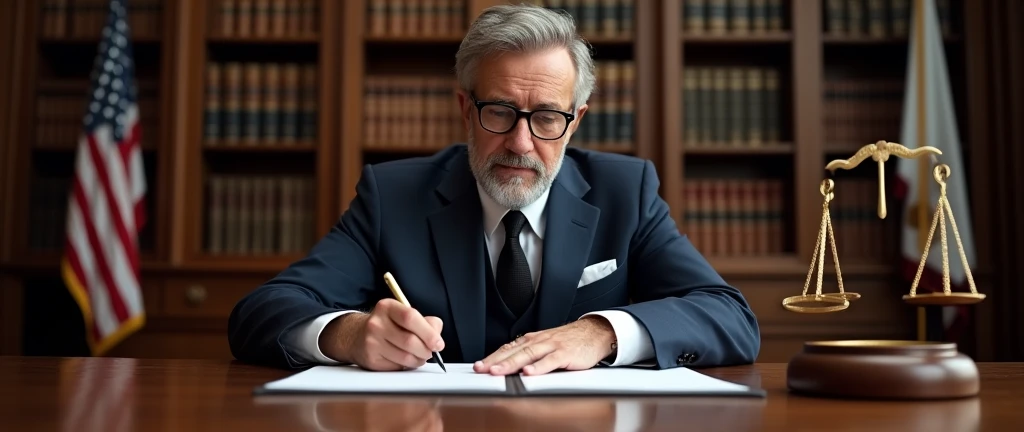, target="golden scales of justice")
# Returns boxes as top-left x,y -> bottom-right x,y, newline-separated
780,140 -> 986,400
